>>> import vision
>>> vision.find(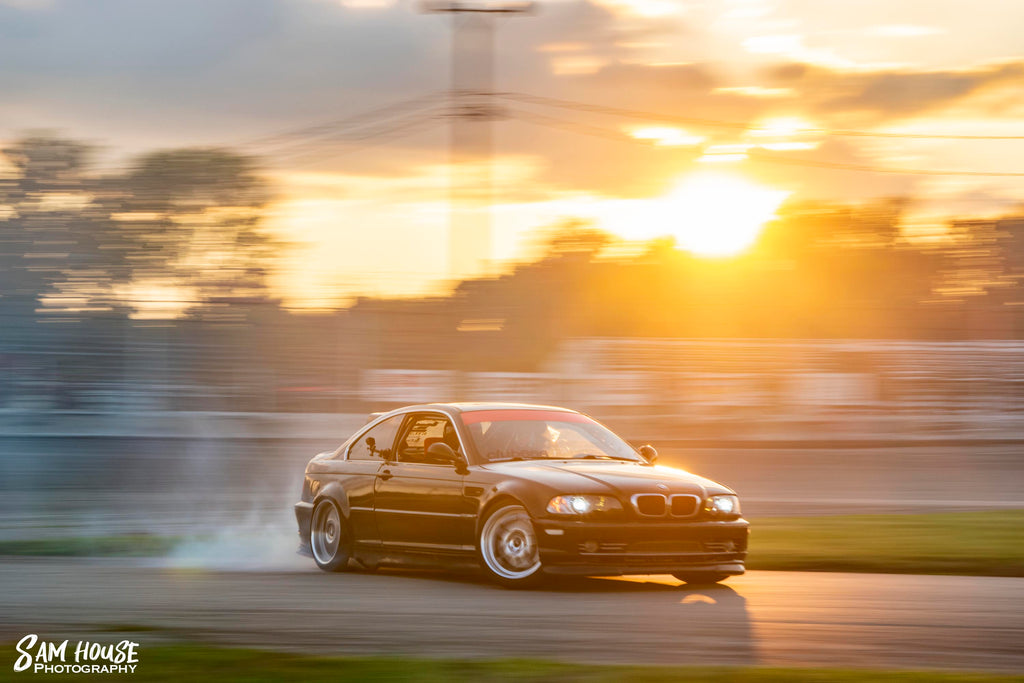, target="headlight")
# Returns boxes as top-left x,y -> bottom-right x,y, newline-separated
546,495 -> 622,515
704,494 -> 741,518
